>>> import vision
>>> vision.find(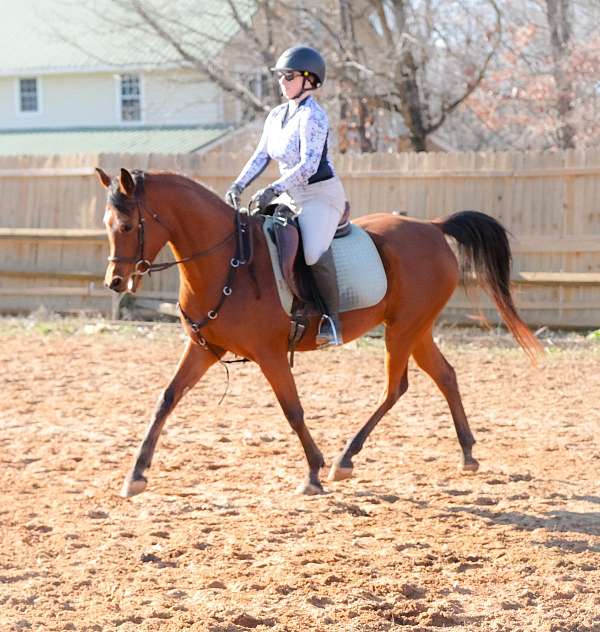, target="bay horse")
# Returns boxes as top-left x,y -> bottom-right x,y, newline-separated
96,167 -> 541,497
